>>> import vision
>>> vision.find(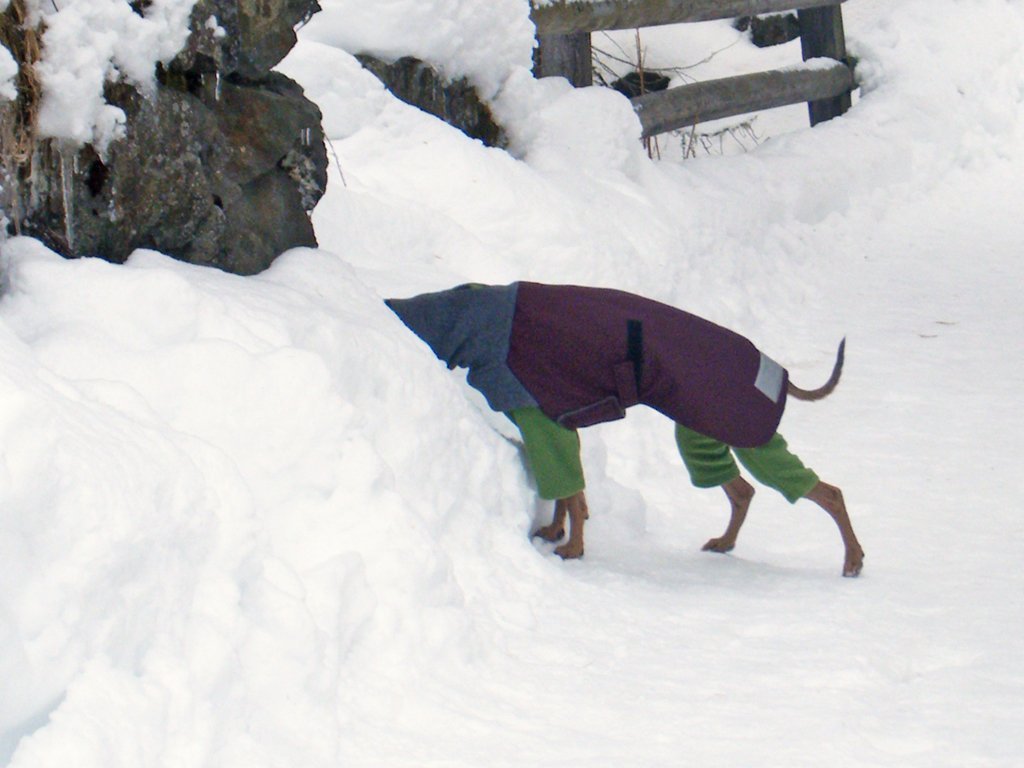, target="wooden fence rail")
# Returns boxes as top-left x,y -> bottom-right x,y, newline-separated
531,0 -> 854,132
632,60 -> 851,137
531,0 -> 844,35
